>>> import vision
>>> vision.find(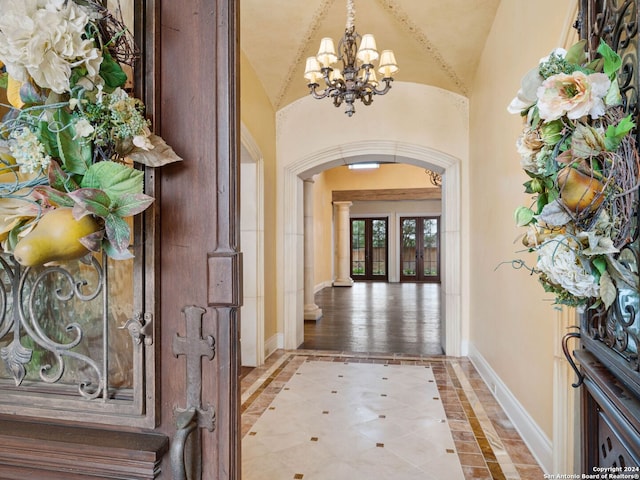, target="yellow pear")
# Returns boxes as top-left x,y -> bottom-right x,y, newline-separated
557,166 -> 605,213
13,208 -> 100,267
